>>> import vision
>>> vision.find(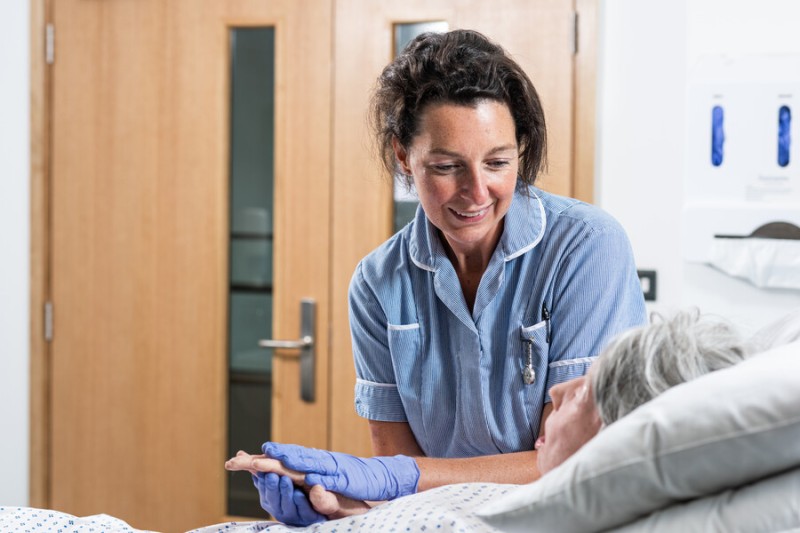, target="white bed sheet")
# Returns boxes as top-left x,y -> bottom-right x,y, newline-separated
1,483 -> 511,533
191,483 -> 511,533
0,506 -> 157,532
